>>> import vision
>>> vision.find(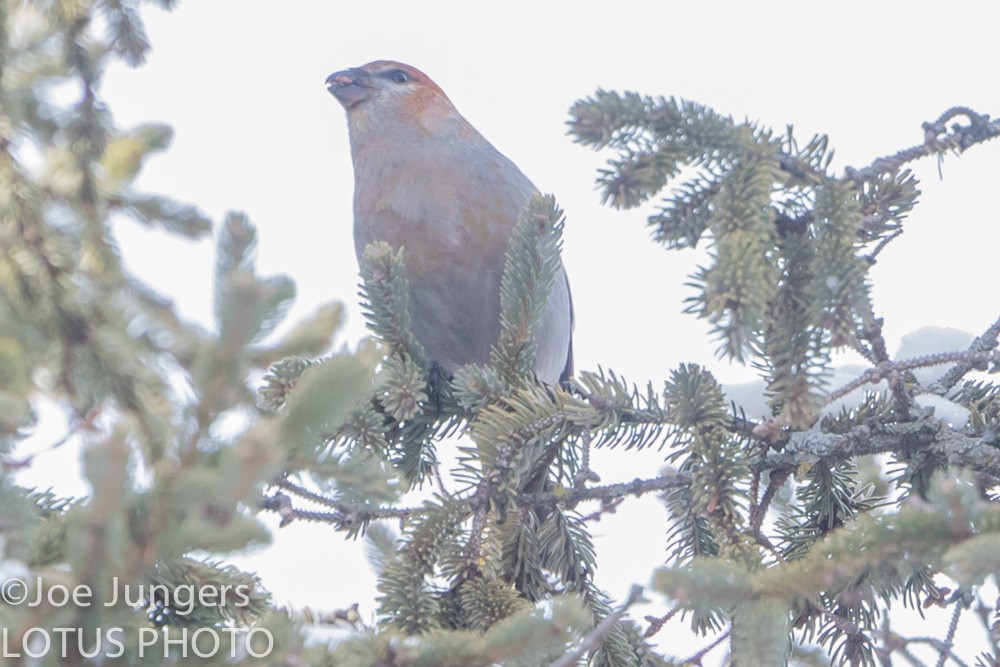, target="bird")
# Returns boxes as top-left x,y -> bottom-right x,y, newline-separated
325,60 -> 573,385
